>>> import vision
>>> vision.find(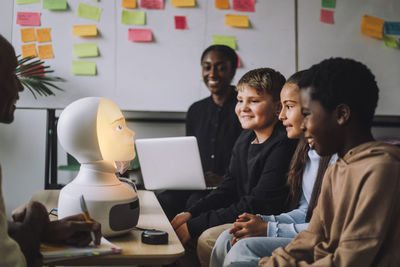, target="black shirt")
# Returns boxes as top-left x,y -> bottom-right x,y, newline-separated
186,122 -> 298,238
186,89 -> 242,176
